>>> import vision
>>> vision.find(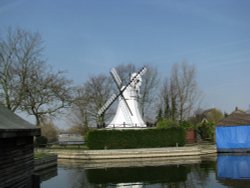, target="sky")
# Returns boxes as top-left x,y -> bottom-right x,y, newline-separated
1,0 -> 250,126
